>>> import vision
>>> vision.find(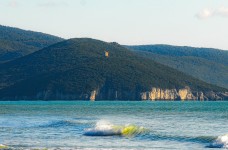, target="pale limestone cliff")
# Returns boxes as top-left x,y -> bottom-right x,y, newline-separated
178,88 -> 188,100
141,92 -> 147,100
90,90 -> 97,101
86,86 -> 227,101
146,88 -> 179,100
198,92 -> 204,101
141,87 -> 198,101
27,87 -> 227,101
